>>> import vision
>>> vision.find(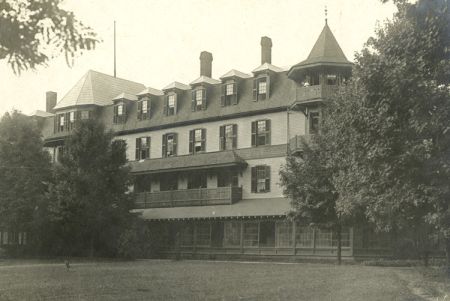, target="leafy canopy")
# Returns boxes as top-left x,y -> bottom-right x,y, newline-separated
0,0 -> 100,73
